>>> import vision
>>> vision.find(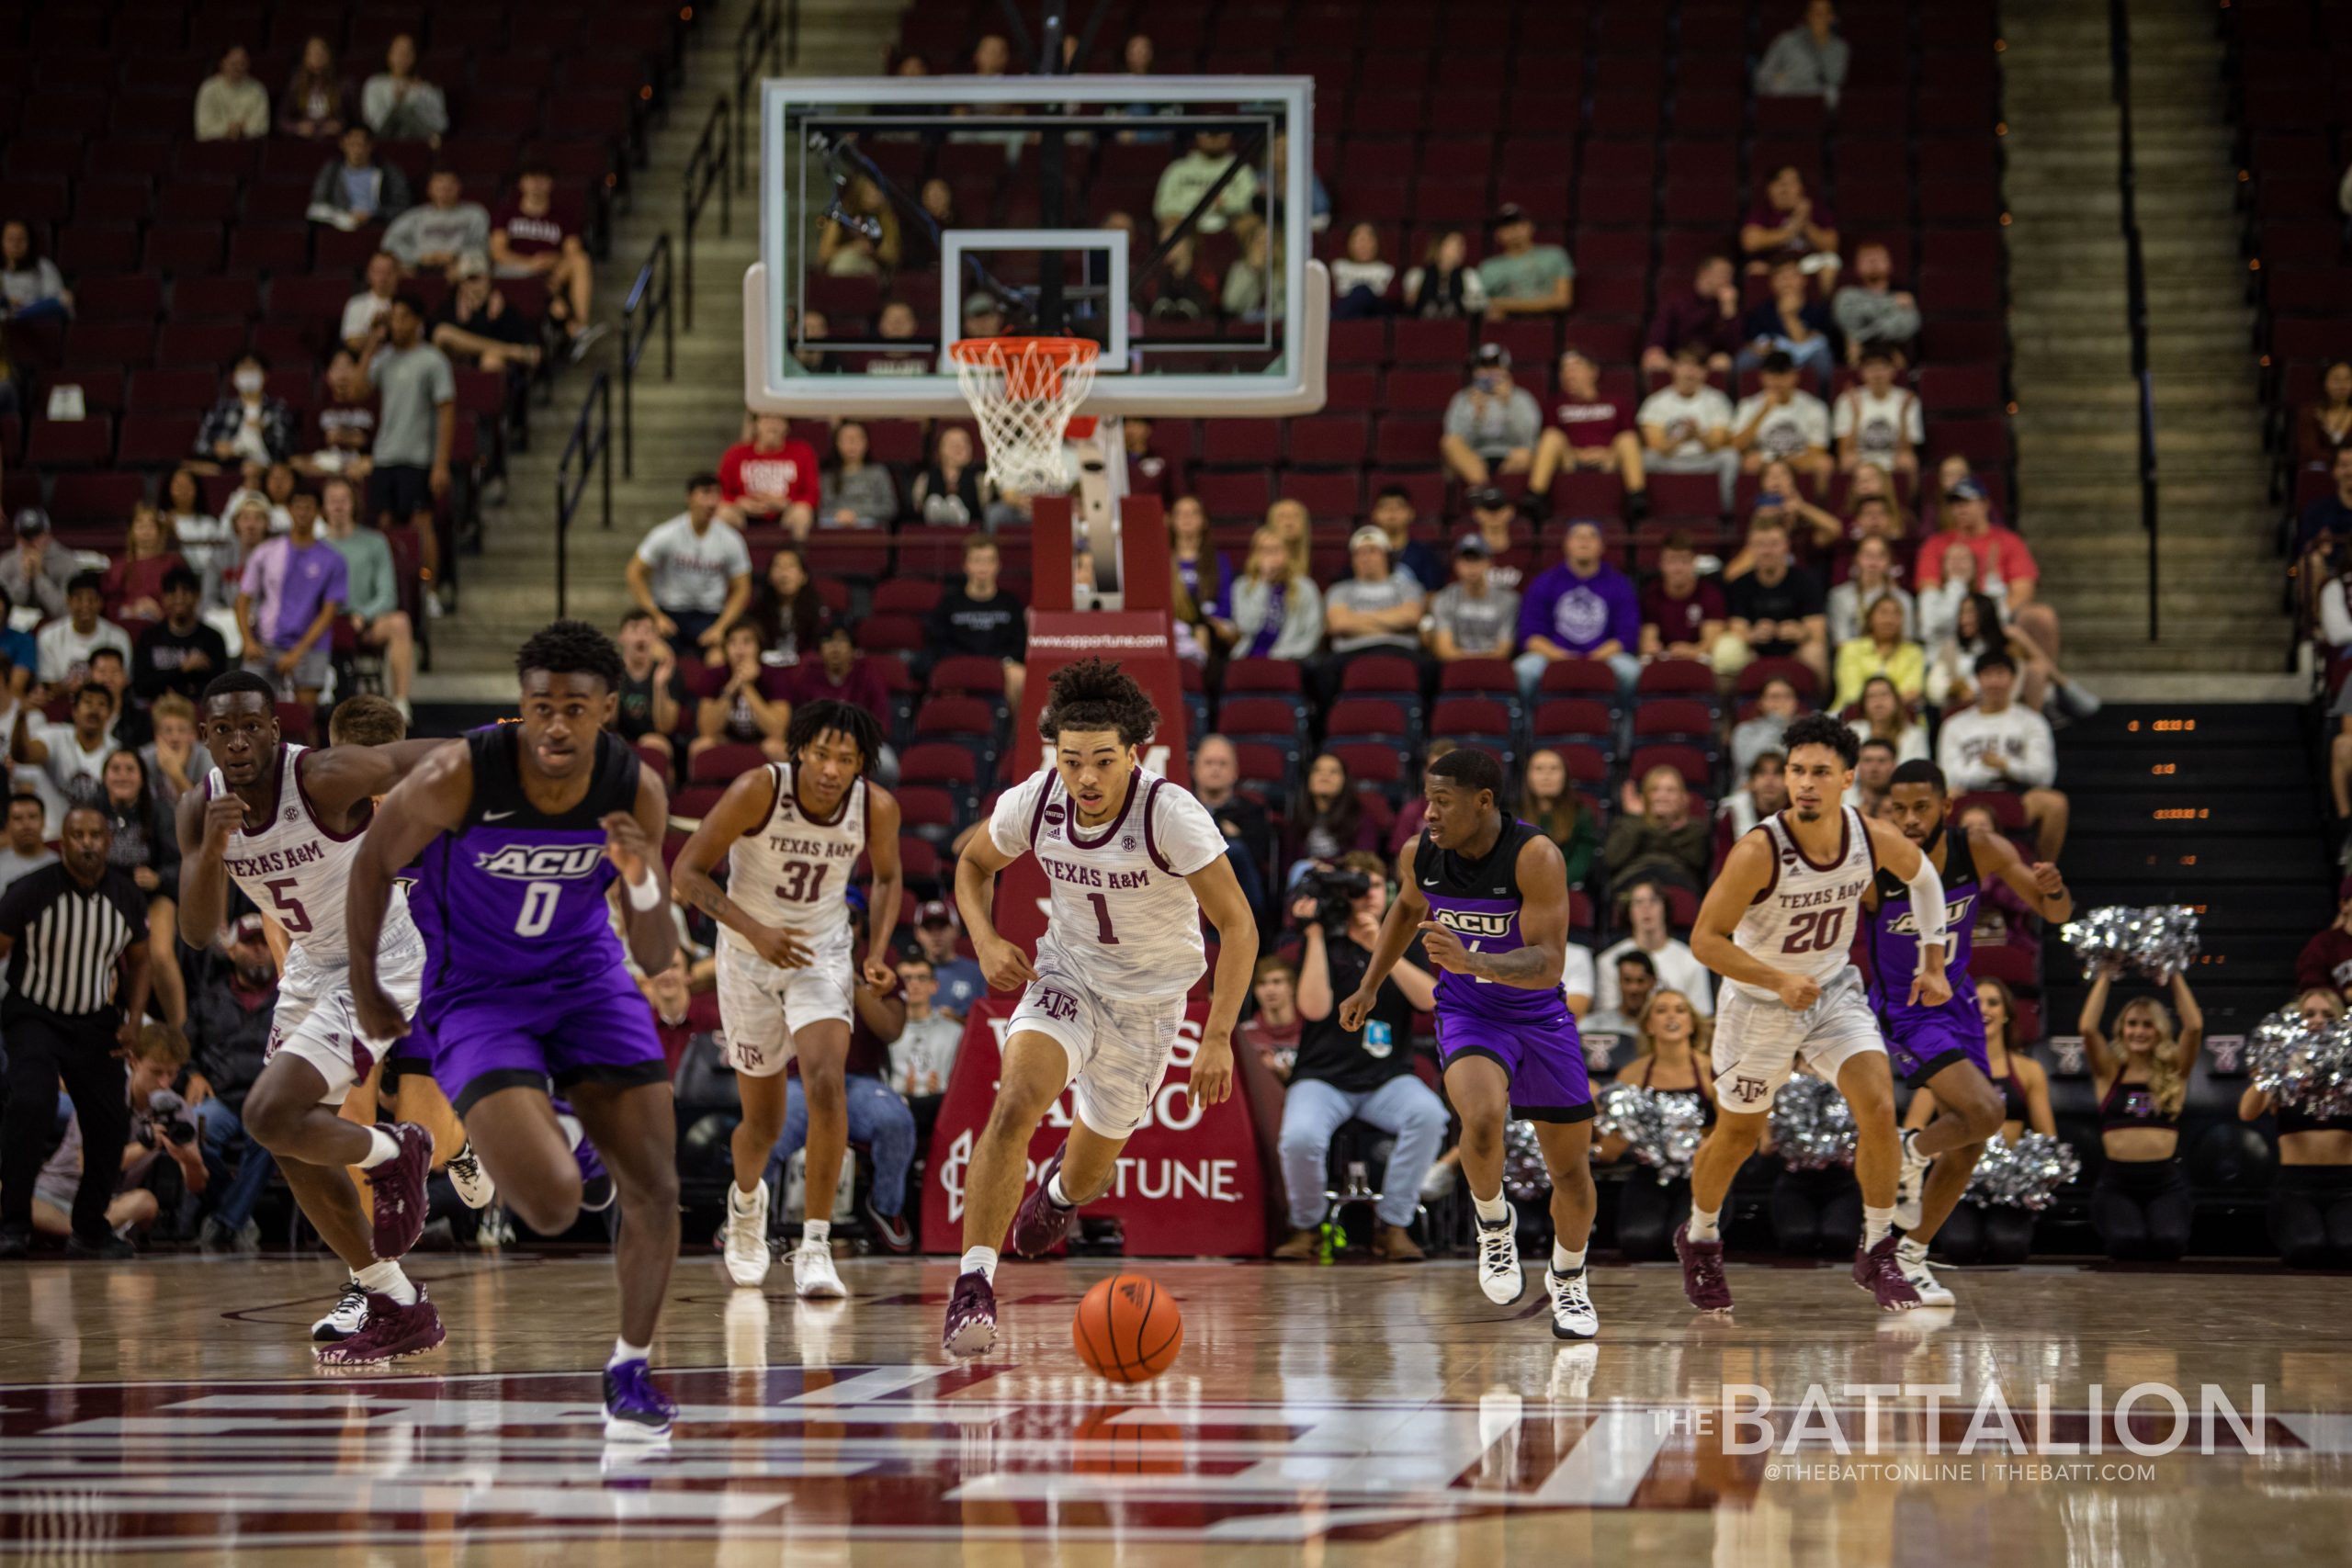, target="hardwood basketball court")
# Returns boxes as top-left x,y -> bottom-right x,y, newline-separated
2,1252 -> 2345,1565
